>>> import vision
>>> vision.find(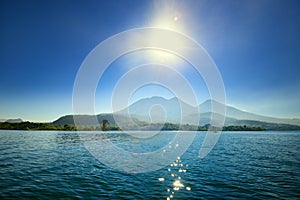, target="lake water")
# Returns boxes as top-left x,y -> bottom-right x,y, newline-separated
0,130 -> 299,199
